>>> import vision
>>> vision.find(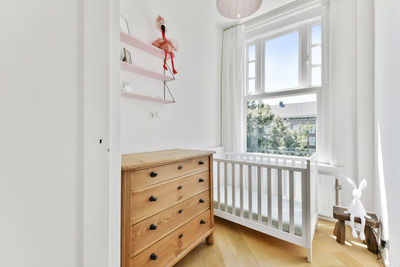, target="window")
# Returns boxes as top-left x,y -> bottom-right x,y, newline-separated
310,125 -> 316,134
308,136 -> 316,147
245,19 -> 322,156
